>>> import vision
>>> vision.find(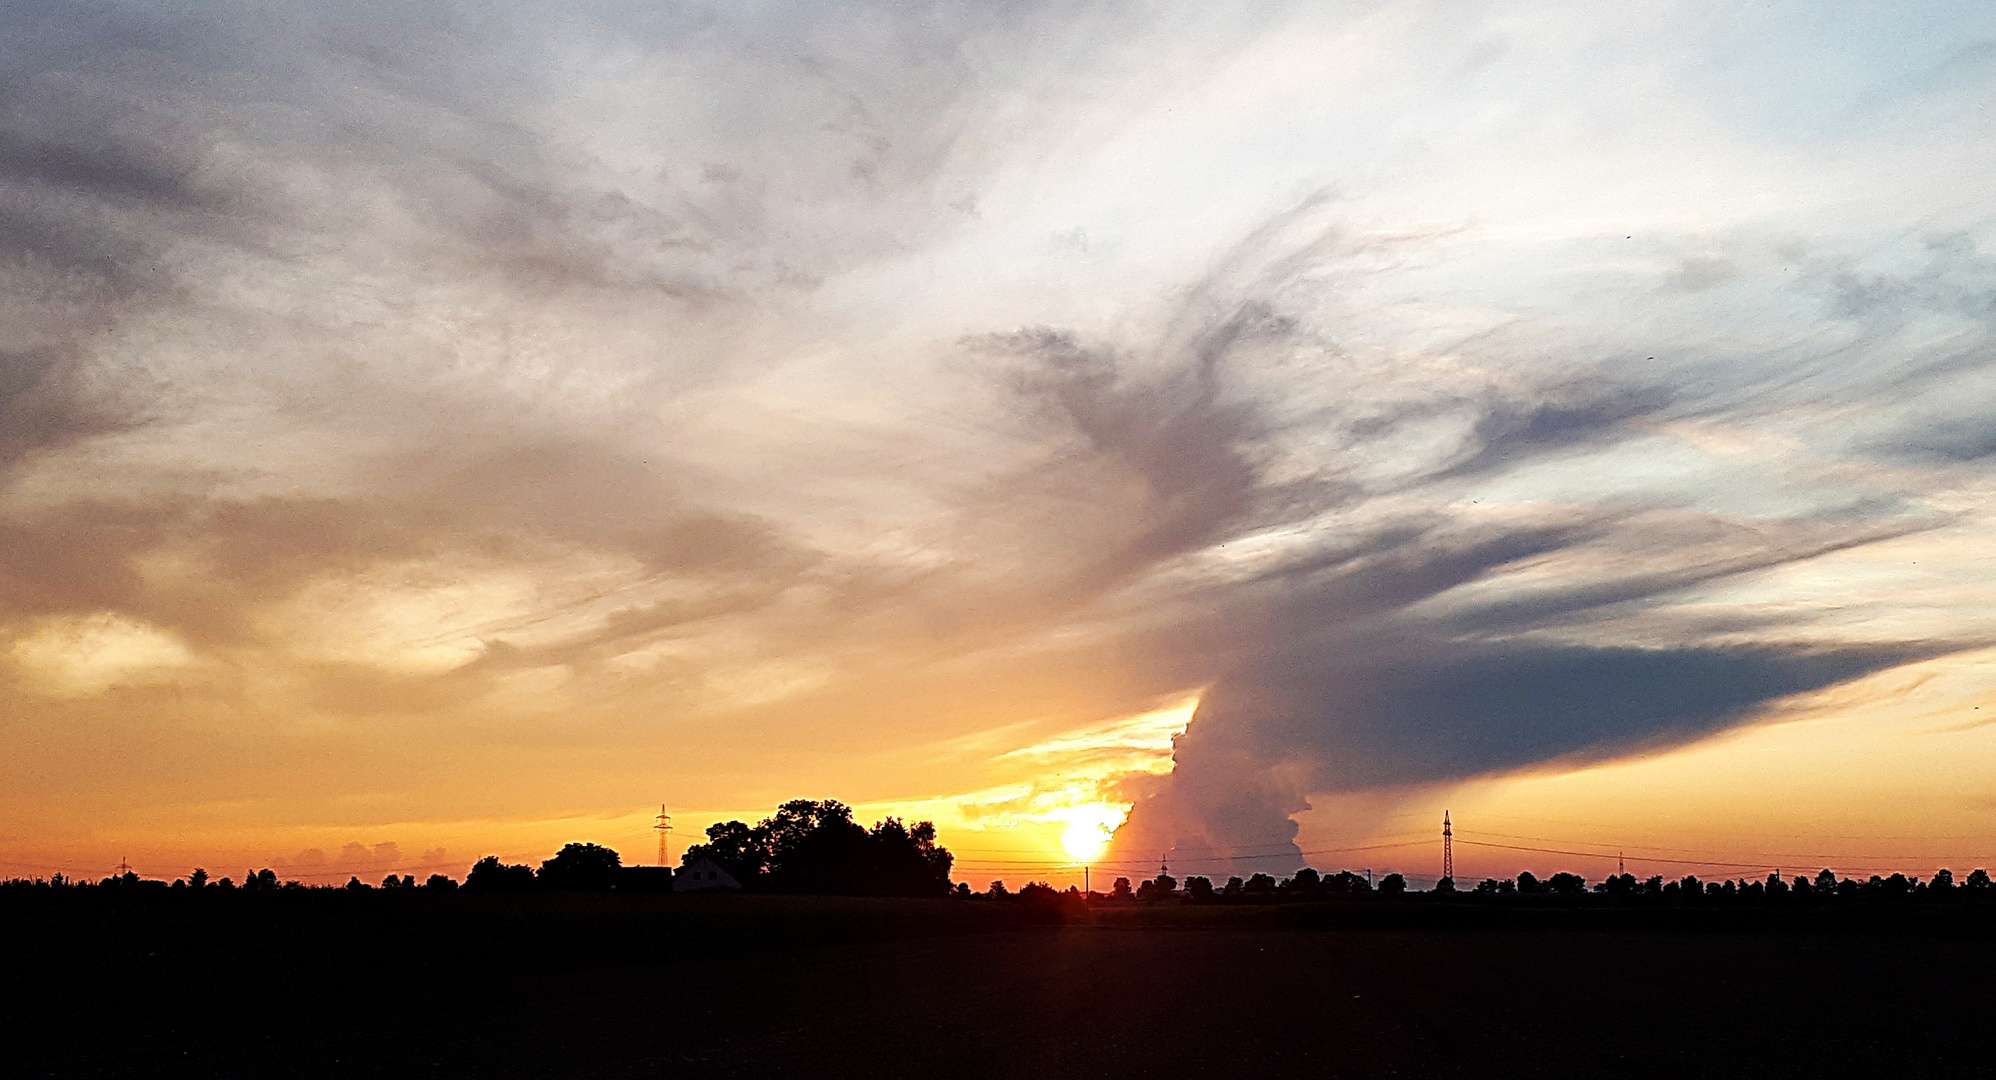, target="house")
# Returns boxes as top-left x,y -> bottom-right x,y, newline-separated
675,857 -> 742,892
